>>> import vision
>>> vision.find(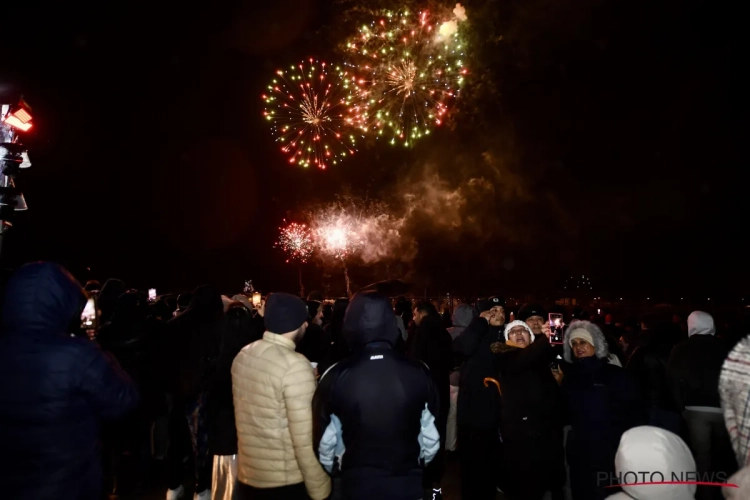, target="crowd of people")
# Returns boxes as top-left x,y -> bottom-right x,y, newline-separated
1,261 -> 750,500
